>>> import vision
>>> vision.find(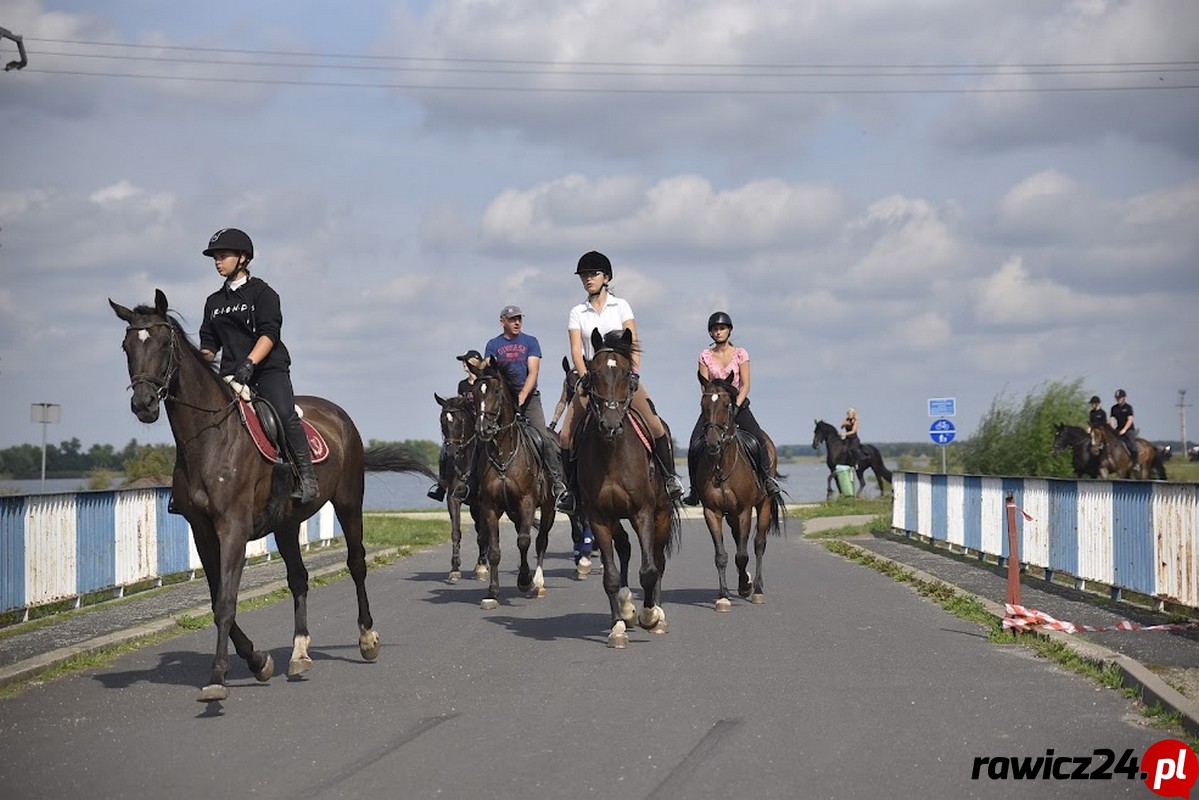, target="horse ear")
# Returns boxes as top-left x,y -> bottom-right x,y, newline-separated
109,298 -> 134,322
620,328 -> 633,345
562,356 -> 570,372
696,369 -> 705,387
590,328 -> 604,350
154,289 -> 169,316
435,392 -> 448,407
